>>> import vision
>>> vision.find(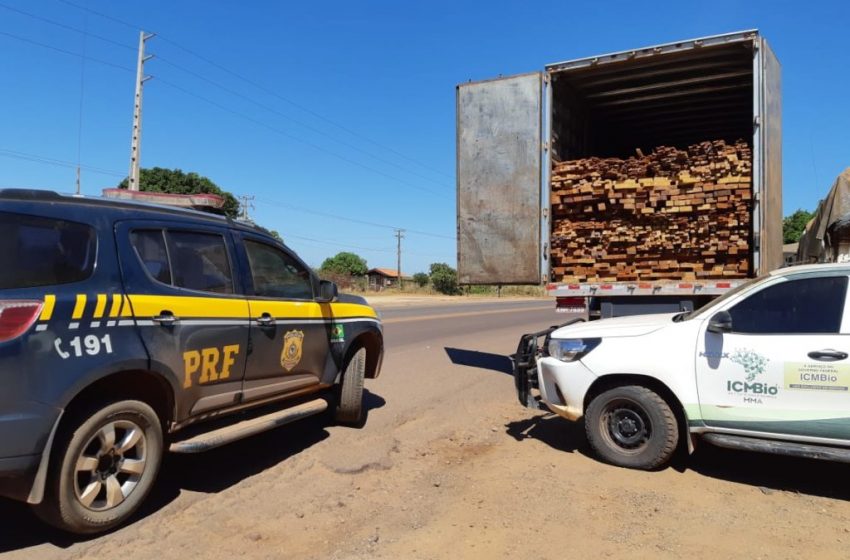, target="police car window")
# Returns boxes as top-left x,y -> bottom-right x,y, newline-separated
167,231 -> 234,294
728,276 -> 848,334
0,212 -> 95,289
130,230 -> 172,284
245,241 -> 313,300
